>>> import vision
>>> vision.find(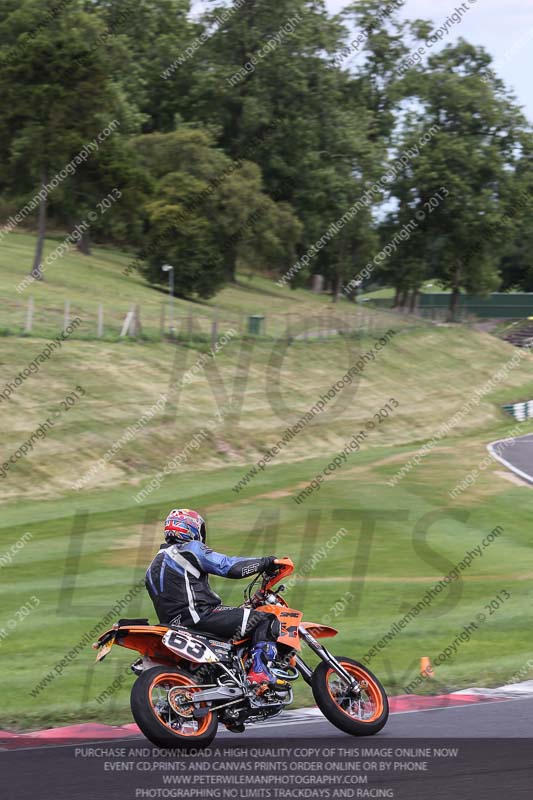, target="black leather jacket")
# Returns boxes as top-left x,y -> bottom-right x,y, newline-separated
145,541 -> 270,626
